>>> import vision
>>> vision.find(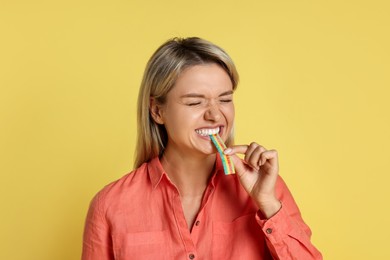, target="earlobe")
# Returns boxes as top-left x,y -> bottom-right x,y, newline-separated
150,97 -> 164,124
